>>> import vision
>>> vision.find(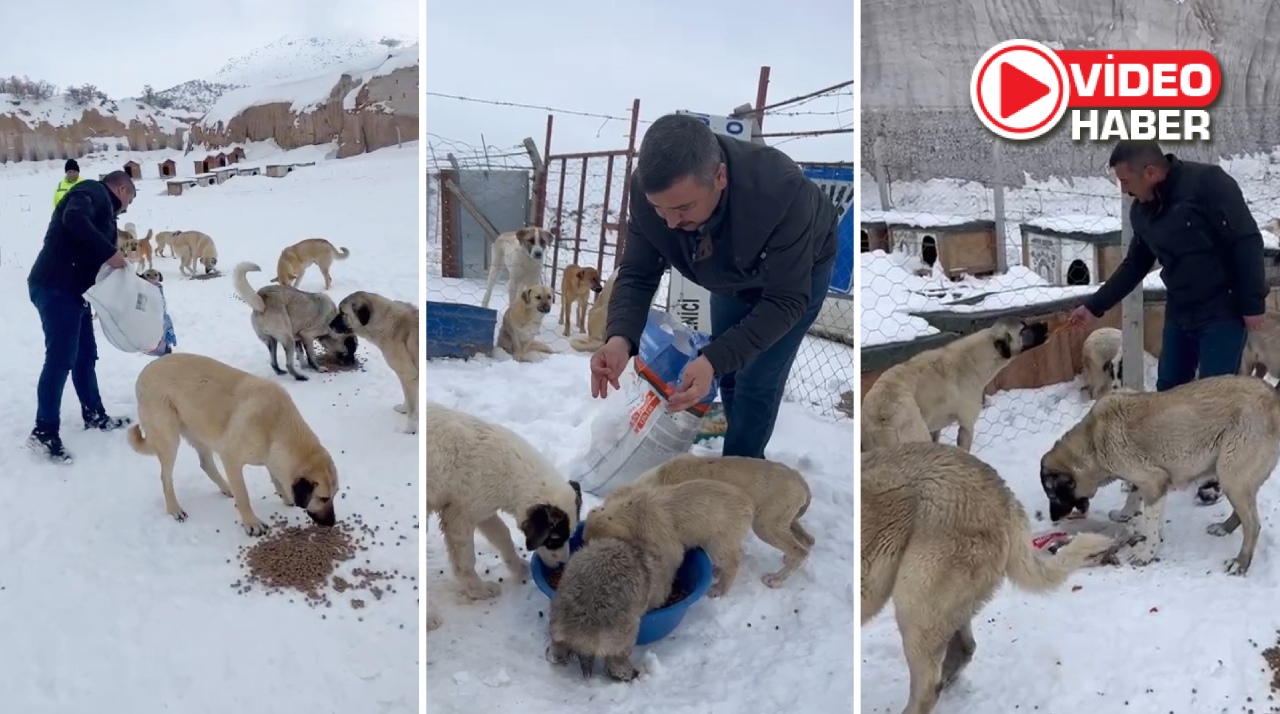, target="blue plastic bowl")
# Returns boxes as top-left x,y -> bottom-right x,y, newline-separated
530,521 -> 713,646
